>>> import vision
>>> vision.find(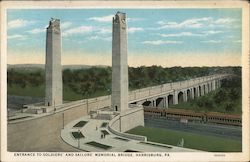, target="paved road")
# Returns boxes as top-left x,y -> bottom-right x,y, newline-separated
144,115 -> 242,141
